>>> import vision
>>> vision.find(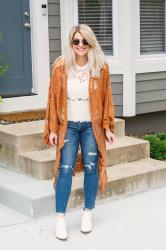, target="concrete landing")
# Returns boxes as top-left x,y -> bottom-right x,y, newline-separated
0,186 -> 166,250
0,158 -> 166,218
